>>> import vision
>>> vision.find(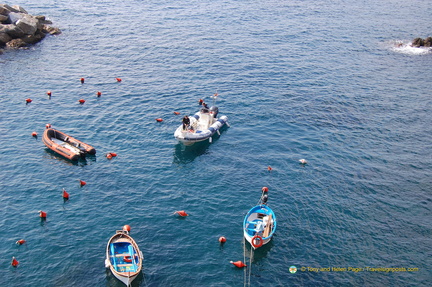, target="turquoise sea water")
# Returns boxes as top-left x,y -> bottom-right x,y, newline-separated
1,0 -> 431,286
